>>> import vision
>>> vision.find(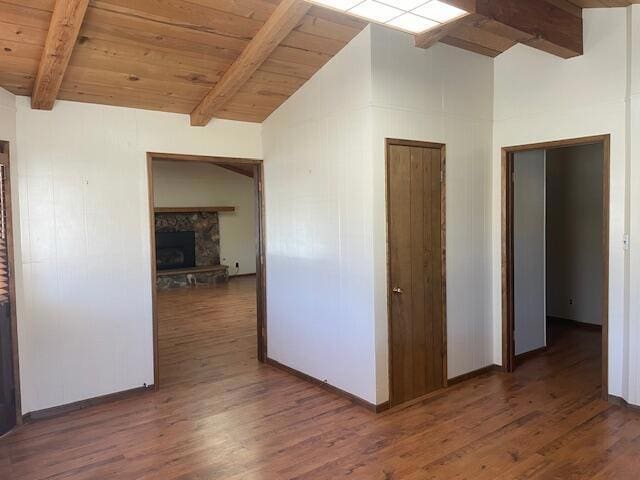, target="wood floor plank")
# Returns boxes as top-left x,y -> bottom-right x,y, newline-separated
1,279 -> 640,479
